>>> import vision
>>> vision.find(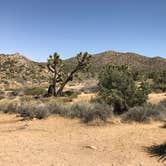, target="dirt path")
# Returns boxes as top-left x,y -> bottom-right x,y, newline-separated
0,114 -> 165,166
